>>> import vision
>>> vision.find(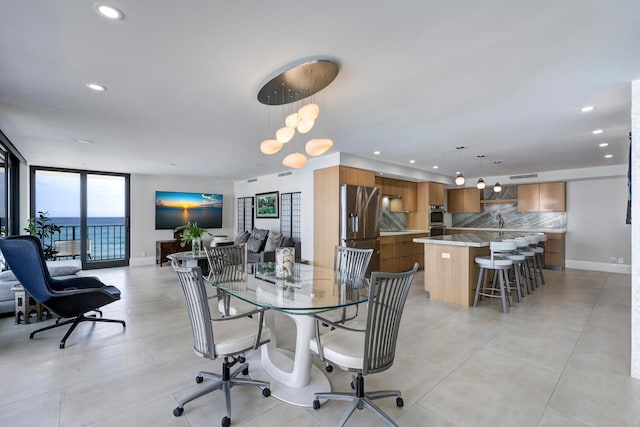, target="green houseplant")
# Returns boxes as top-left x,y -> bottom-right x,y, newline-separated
174,222 -> 211,255
25,211 -> 62,260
